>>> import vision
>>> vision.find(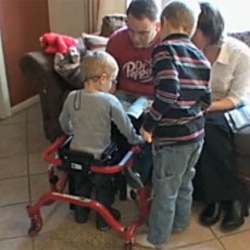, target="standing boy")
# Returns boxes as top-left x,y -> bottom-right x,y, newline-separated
137,0 -> 212,248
